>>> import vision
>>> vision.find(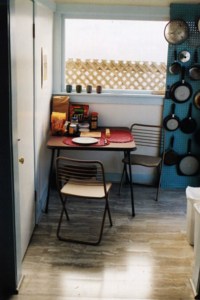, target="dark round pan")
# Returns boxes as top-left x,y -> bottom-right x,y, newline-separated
193,91 -> 200,110
195,129 -> 200,146
163,103 -> 180,131
170,67 -> 192,103
189,49 -> 200,80
169,49 -> 181,75
180,103 -> 197,134
164,136 -> 179,166
177,139 -> 200,176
